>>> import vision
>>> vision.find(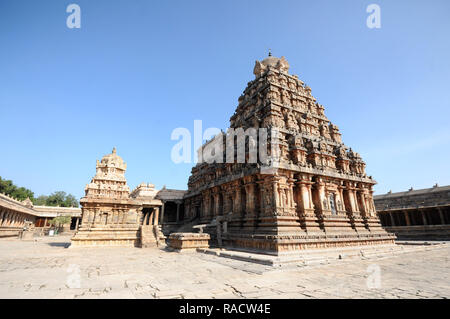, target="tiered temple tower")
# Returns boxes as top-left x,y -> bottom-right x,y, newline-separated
71,148 -> 141,246
184,54 -> 395,254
